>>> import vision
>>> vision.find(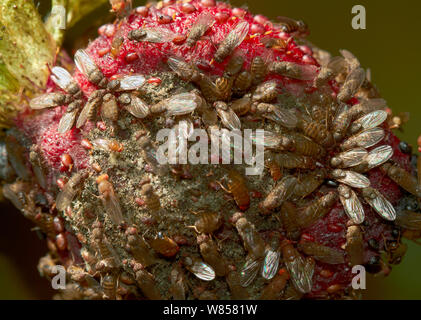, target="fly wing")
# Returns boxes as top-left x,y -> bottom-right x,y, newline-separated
74,49 -> 98,77
222,21 -> 249,50
165,92 -> 199,116
333,170 -> 370,189
51,66 -> 75,91
117,75 -> 146,91
57,108 -> 78,134
240,256 -> 261,287
102,191 -> 124,225
339,184 -> 365,224
270,106 -> 298,128
362,187 -> 396,221
191,261 -> 216,281
363,145 -> 393,171
341,127 -> 385,150
76,96 -> 101,128
336,148 -> 368,168
124,94 -> 150,118
217,107 -> 241,130
285,252 -> 313,294
143,27 -> 177,43
30,93 -> 65,110
262,250 -> 280,280
352,110 -> 388,132
187,11 -> 215,44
